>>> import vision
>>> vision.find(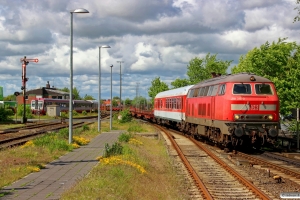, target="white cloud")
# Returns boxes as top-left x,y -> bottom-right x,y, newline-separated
0,0 -> 300,100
